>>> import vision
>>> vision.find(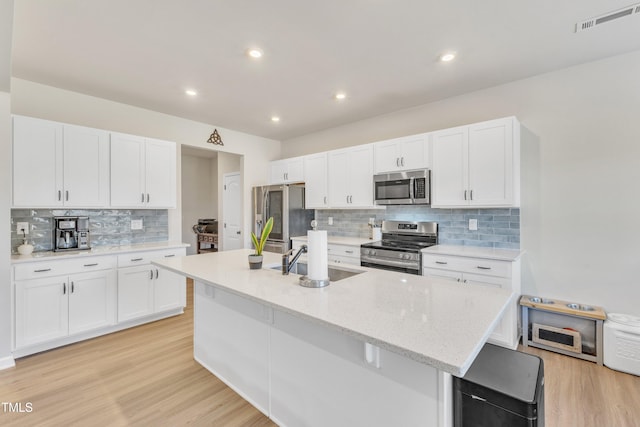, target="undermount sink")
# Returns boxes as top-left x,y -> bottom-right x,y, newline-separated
268,262 -> 364,282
